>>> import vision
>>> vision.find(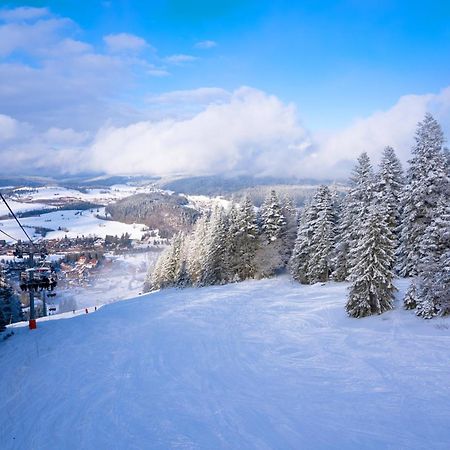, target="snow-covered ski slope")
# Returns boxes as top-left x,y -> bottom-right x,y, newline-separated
1,277 -> 449,450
